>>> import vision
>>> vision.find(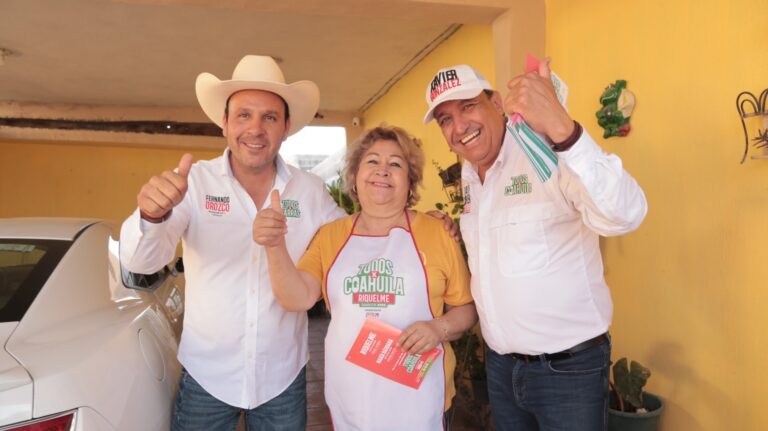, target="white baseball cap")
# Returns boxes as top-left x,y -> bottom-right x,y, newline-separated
423,64 -> 492,124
